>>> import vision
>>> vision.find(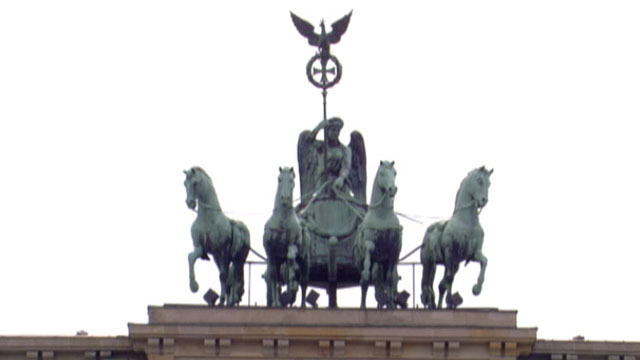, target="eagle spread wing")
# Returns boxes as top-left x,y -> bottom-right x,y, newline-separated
329,11 -> 352,44
290,12 -> 319,46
